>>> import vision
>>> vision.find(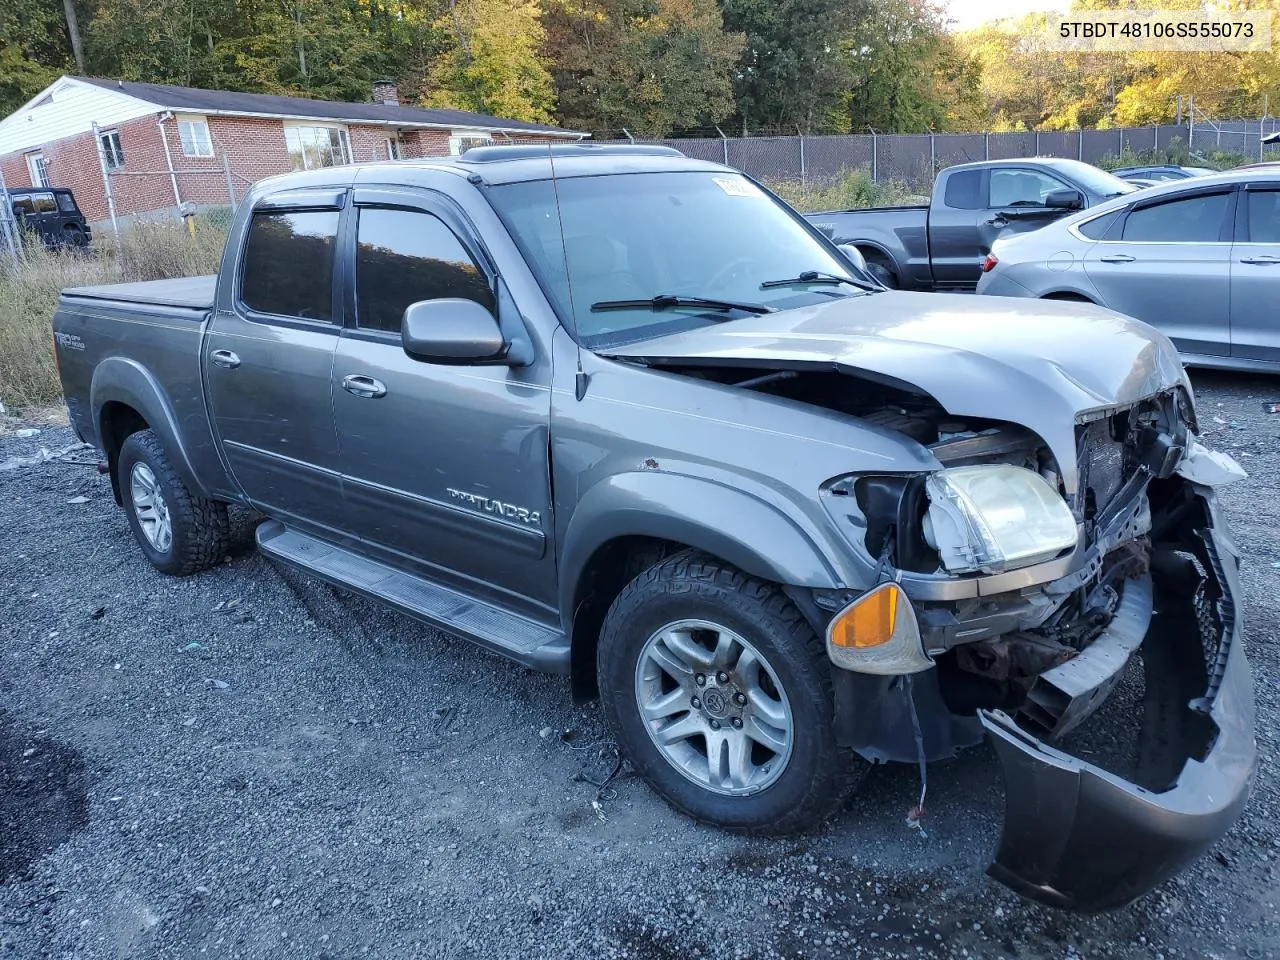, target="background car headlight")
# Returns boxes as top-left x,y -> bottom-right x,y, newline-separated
922,465 -> 1078,575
